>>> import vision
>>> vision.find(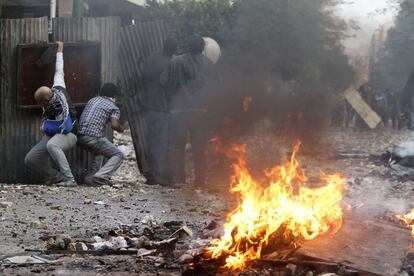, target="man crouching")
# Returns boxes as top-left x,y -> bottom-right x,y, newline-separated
77,83 -> 125,186
25,41 -> 78,187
